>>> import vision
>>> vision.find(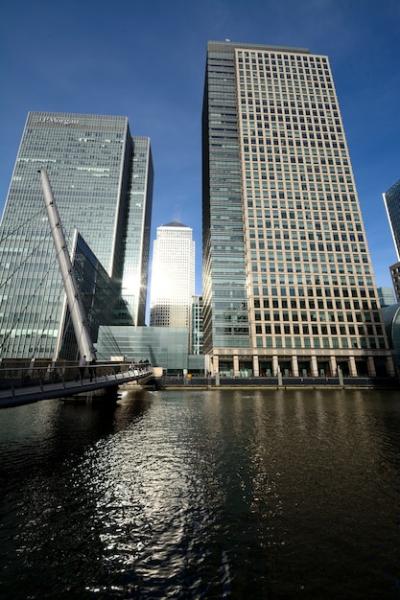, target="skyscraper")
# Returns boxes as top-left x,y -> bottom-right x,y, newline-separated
202,41 -> 393,378
190,295 -> 204,354
150,222 -> 195,328
121,136 -> 153,325
383,179 -> 400,260
0,112 -> 153,359
383,179 -> 400,302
